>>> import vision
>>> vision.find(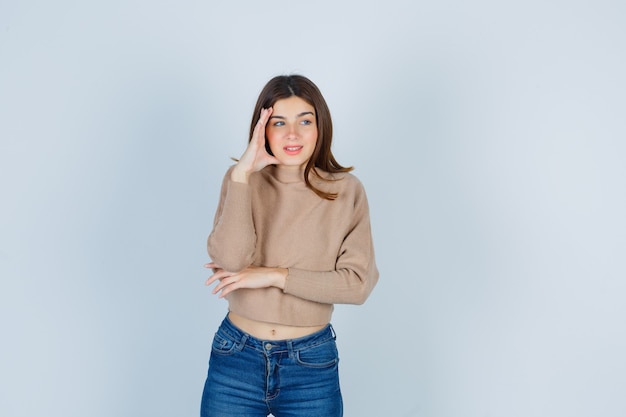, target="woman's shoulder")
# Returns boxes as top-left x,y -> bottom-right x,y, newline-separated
315,169 -> 367,198
321,169 -> 362,184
